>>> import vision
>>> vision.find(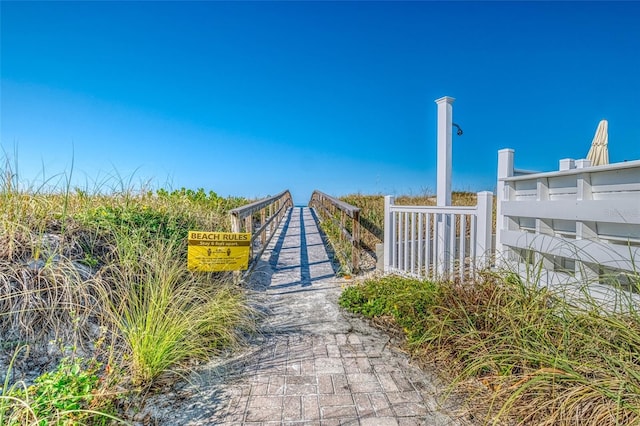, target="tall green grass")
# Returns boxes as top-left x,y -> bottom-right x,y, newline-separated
101,238 -> 255,385
1,157 -> 257,421
340,272 -> 640,425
